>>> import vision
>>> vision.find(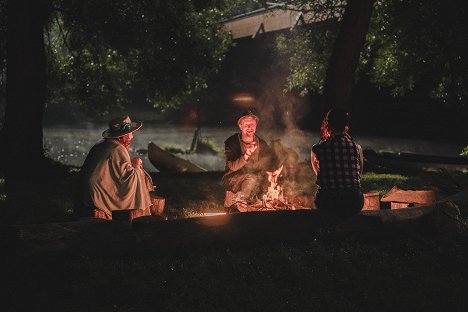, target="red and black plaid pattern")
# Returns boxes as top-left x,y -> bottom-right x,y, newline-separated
312,135 -> 361,190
